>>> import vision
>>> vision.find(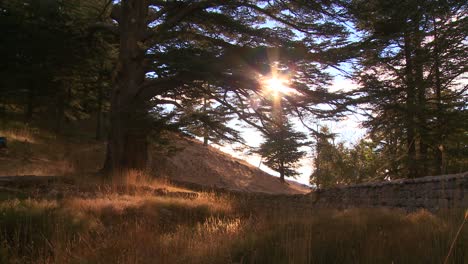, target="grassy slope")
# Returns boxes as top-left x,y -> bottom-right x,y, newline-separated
1,124 -> 467,263
150,134 -> 310,194
0,124 -> 105,176
0,179 -> 467,264
0,124 -> 308,194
